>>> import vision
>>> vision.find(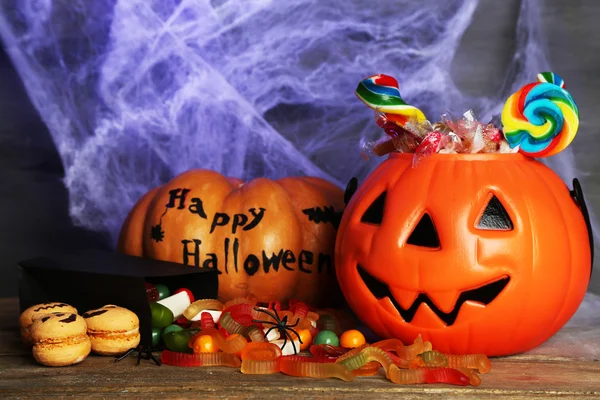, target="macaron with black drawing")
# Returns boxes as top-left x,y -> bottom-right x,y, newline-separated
83,305 -> 141,356
30,312 -> 91,367
19,302 -> 78,346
